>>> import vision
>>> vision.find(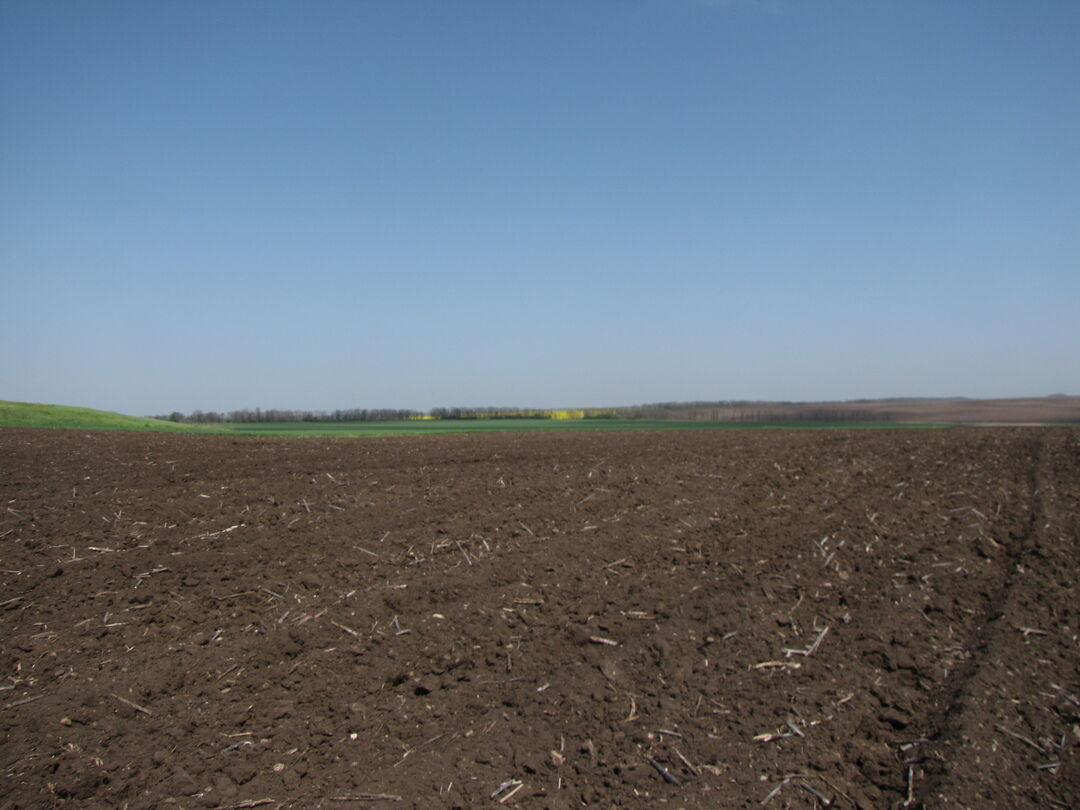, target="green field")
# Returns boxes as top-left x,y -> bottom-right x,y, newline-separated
0,401 -> 941,436
223,418 -> 923,436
